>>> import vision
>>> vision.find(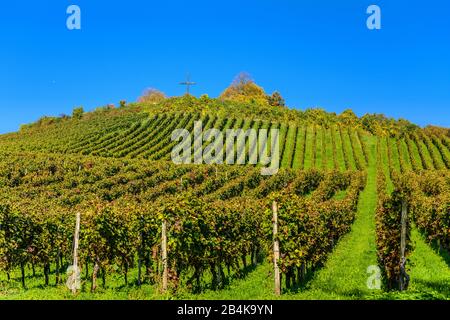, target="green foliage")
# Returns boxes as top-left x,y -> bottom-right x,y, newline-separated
268,91 -> 285,107
266,171 -> 366,291
219,72 -> 269,106
339,109 -> 358,126
72,107 -> 84,120
411,171 -> 450,251
375,173 -> 414,291
376,168 -> 450,292
361,113 -> 419,137
0,151 -> 368,294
